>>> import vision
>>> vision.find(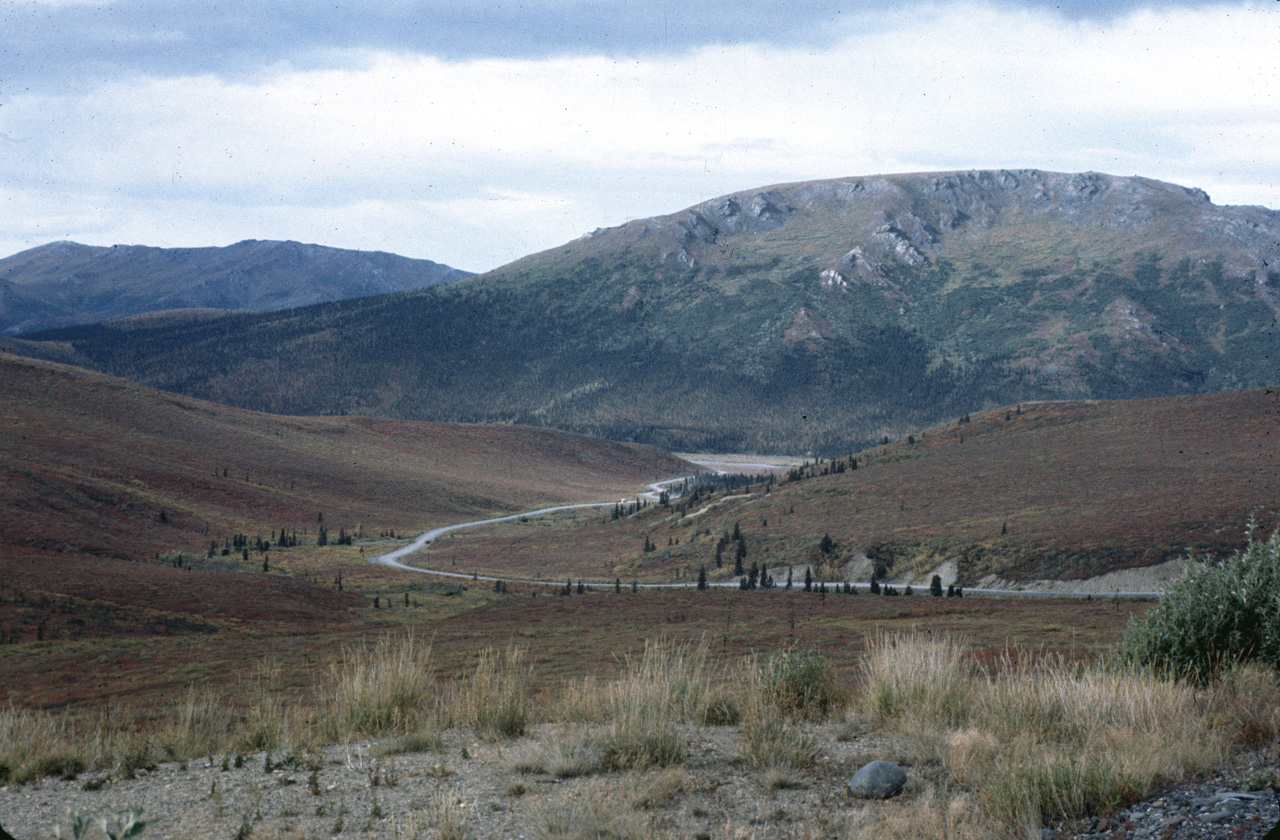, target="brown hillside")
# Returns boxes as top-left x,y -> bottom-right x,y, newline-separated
0,351 -> 691,565
419,389 -> 1280,585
